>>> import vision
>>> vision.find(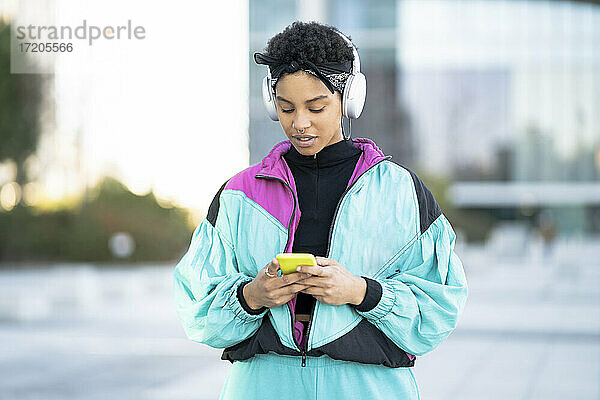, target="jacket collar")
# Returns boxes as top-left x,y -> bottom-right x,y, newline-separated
283,138 -> 361,167
257,137 -> 390,182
